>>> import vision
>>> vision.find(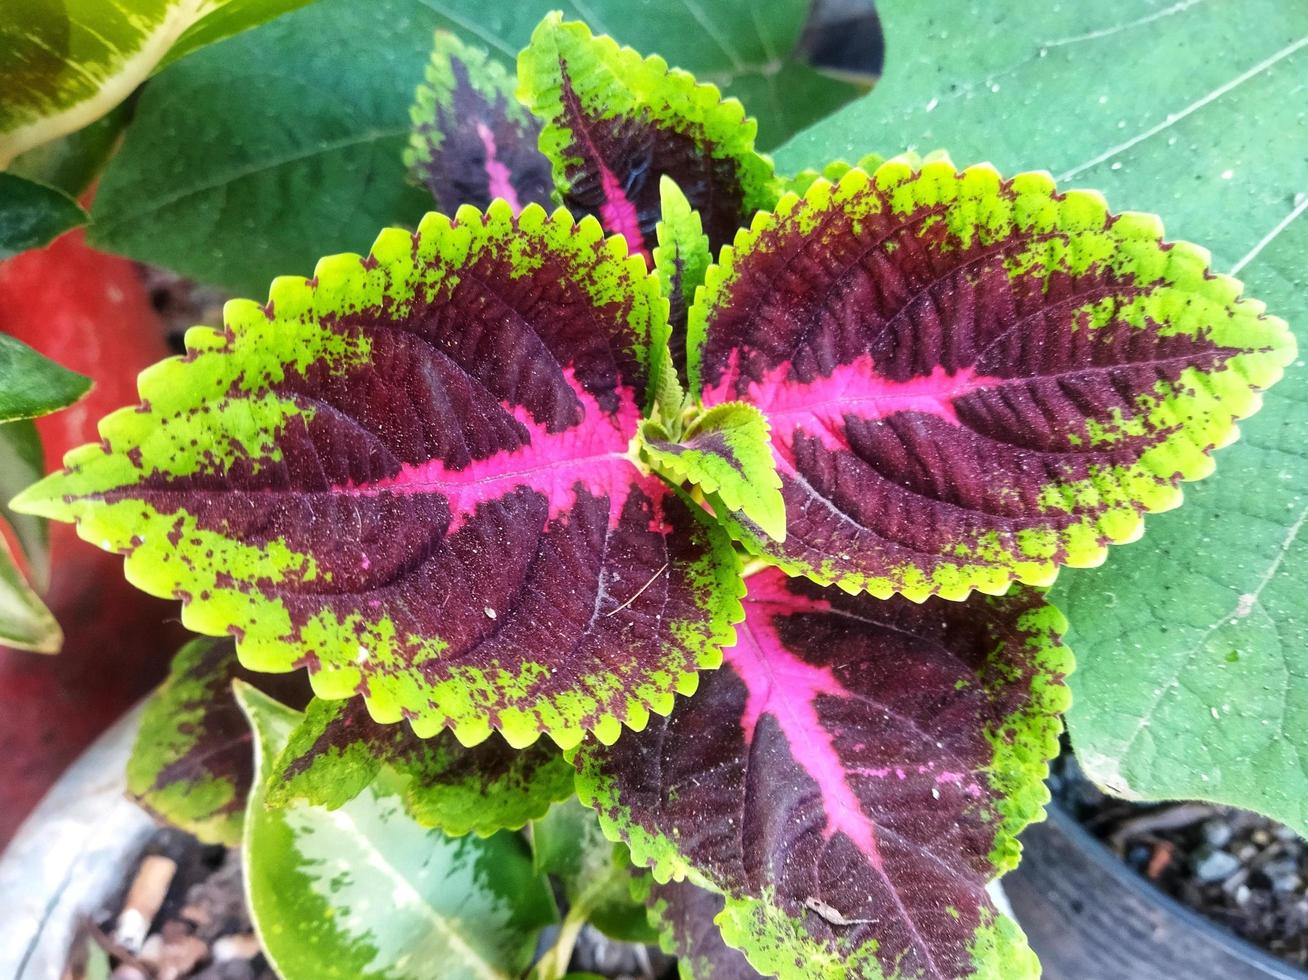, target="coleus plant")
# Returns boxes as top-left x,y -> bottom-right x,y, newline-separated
13,12 -> 1297,980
